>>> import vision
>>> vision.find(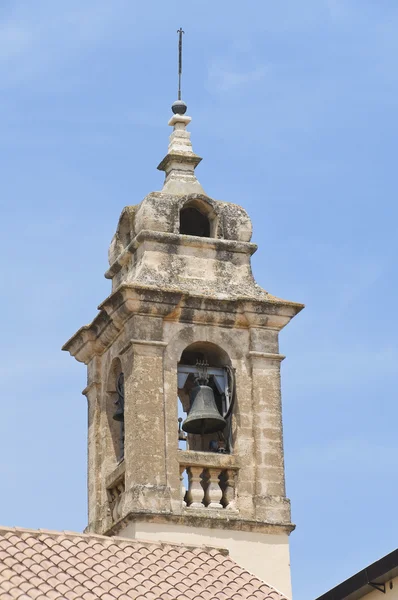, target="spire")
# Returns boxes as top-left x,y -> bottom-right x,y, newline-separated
157,29 -> 205,195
